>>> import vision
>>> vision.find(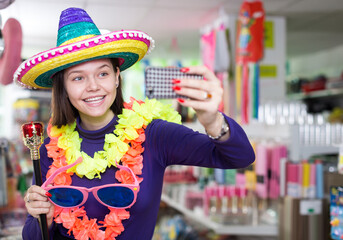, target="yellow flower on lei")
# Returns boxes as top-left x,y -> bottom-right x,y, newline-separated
116,109 -> 144,129
54,98 -> 181,179
104,134 -> 129,166
75,152 -> 108,179
58,131 -> 81,164
133,98 -> 181,125
50,122 -> 77,138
